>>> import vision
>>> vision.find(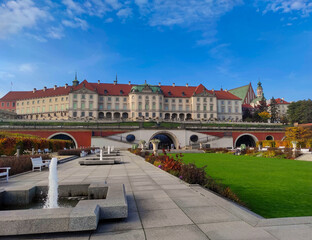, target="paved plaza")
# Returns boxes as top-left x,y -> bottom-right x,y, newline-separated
1,151 -> 312,240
